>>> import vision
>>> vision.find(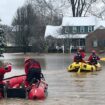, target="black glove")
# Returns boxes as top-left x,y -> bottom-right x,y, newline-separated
5,67 -> 8,70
